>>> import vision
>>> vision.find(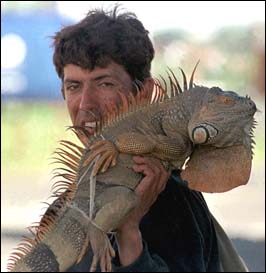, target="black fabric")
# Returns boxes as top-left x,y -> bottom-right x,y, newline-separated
66,170 -> 220,272
112,241 -> 169,272
138,170 -> 220,272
